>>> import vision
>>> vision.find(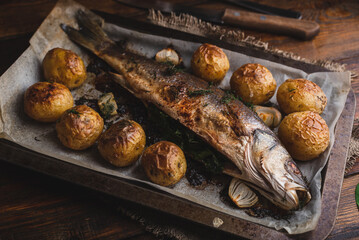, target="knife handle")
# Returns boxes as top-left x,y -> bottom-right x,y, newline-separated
222,9 -> 319,40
